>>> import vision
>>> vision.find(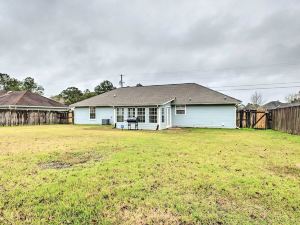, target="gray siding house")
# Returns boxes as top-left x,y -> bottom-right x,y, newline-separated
71,83 -> 240,130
